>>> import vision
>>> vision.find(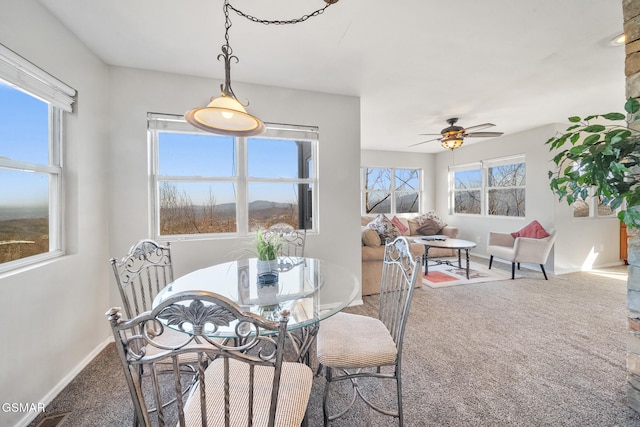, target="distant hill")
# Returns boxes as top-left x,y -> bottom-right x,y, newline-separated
215,200 -> 292,213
